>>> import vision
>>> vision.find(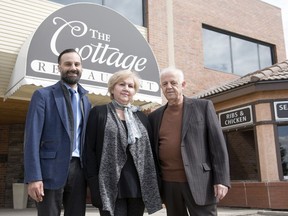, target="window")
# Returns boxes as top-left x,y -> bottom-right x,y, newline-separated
49,0 -> 145,26
225,130 -> 258,181
277,125 -> 288,180
203,26 -> 274,76
202,29 -> 232,73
